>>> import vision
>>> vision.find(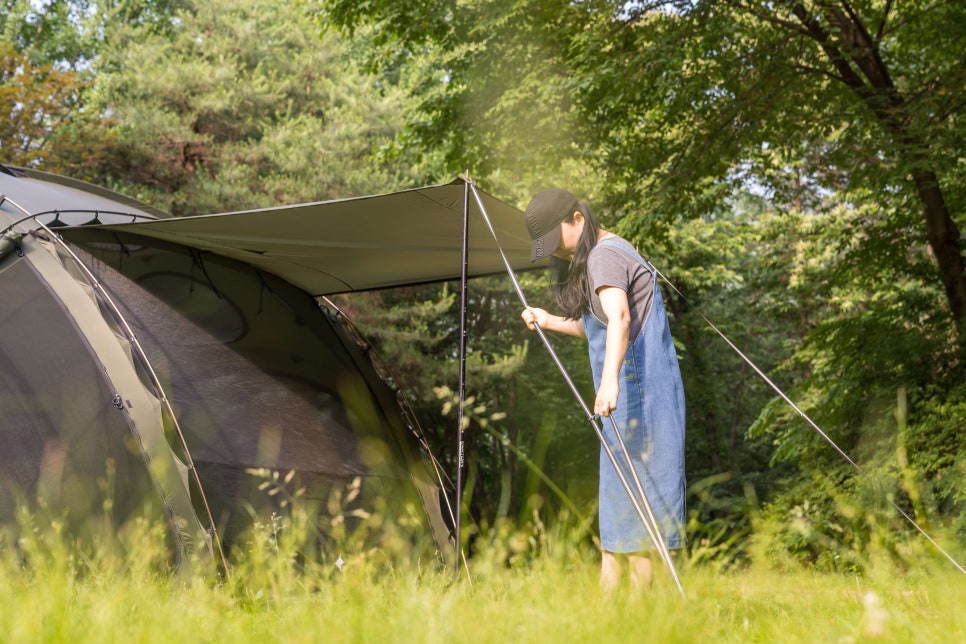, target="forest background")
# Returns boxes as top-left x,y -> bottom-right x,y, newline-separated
2,0 -> 965,573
